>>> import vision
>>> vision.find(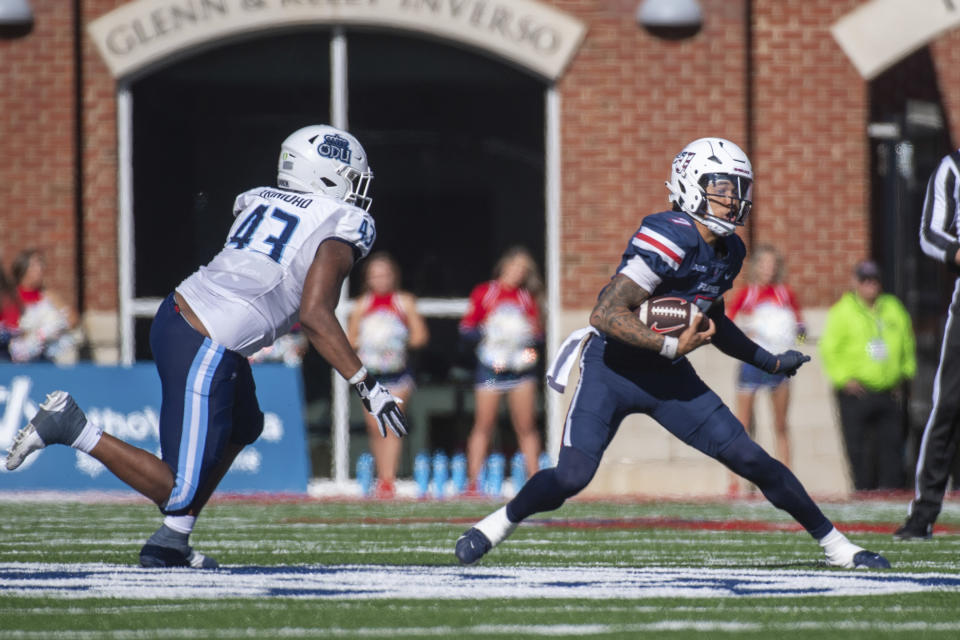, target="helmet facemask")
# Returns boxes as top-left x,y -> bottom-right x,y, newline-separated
339,163 -> 373,211
697,172 -> 753,234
